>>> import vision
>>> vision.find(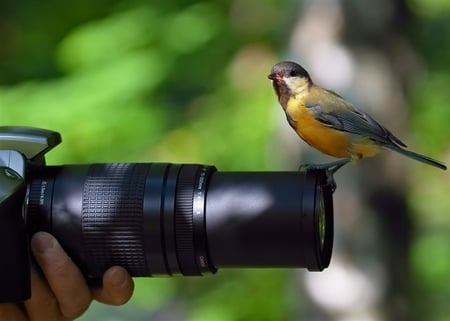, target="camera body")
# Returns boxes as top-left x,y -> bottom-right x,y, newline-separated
0,127 -> 62,303
0,127 -> 335,303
